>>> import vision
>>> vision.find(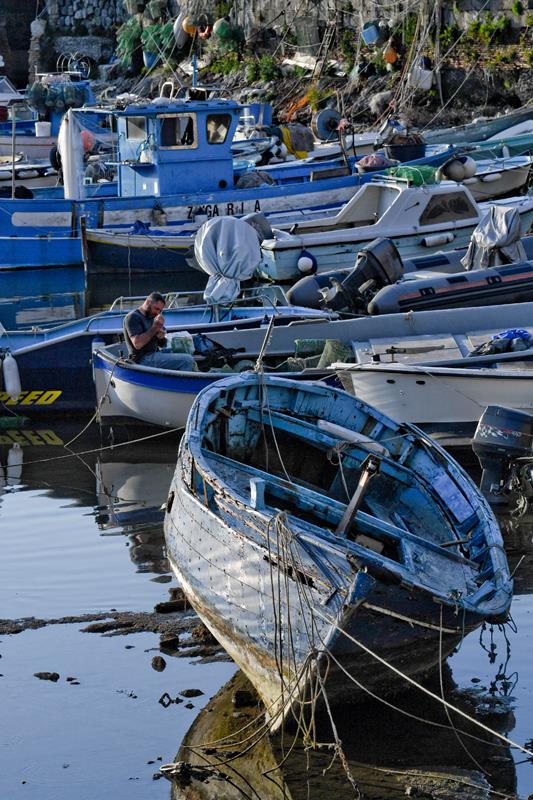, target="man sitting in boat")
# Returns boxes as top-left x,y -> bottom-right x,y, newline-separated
123,292 -> 195,371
